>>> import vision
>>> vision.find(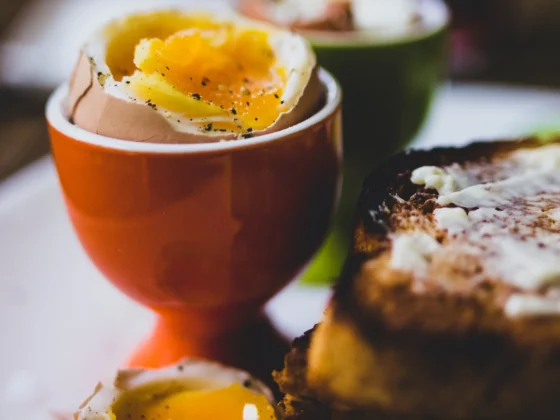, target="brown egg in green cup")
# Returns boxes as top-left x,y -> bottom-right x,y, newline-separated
239,0 -> 449,284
